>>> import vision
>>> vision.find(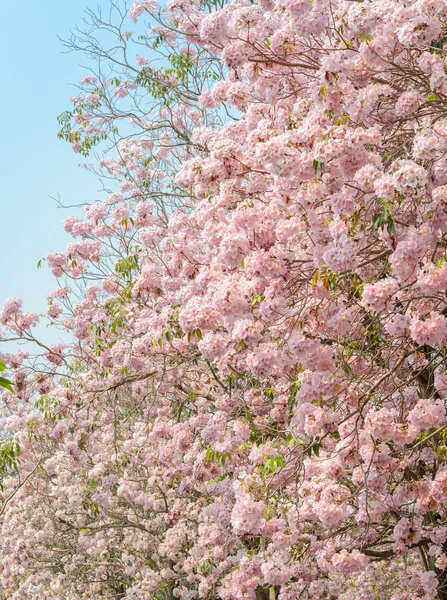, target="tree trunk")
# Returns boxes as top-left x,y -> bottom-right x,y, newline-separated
255,586 -> 270,600
255,585 -> 280,600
